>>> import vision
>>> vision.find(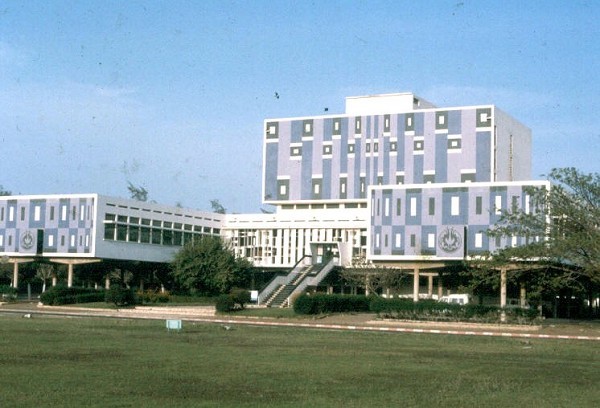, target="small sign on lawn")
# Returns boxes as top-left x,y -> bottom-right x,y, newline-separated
166,319 -> 182,332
